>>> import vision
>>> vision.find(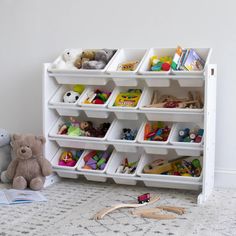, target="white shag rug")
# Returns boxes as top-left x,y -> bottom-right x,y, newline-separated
0,178 -> 236,236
